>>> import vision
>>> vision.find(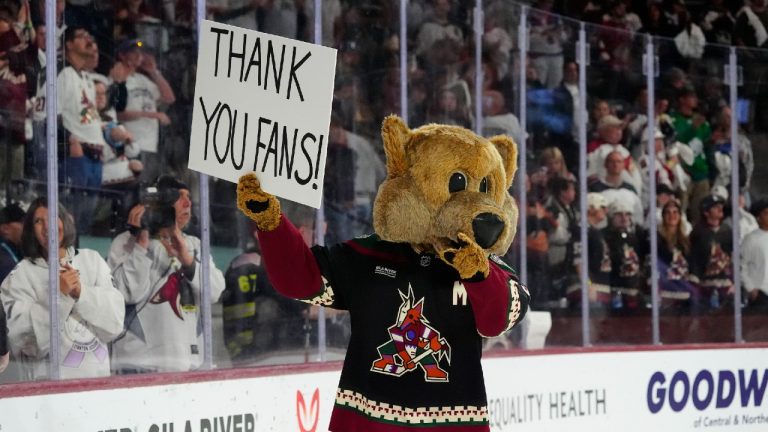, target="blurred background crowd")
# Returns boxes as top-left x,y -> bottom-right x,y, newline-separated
1,0 -> 768,383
